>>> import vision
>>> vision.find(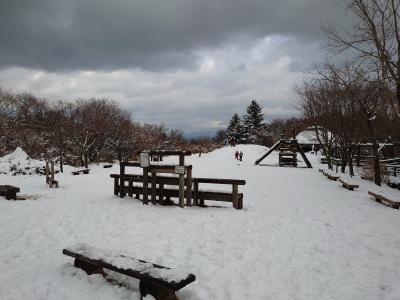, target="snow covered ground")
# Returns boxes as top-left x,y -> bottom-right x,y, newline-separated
1,144 -> 400,300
